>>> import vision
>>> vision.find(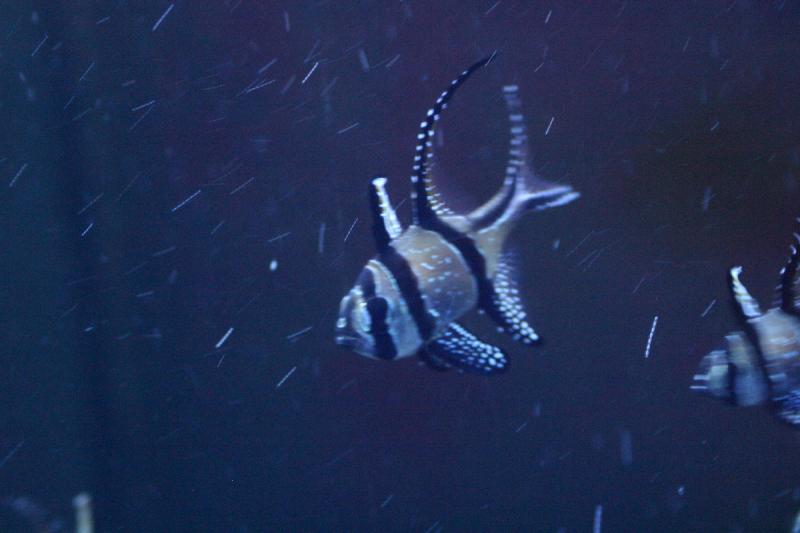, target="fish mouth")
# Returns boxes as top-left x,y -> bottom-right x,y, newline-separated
335,335 -> 359,349
690,372 -> 709,392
